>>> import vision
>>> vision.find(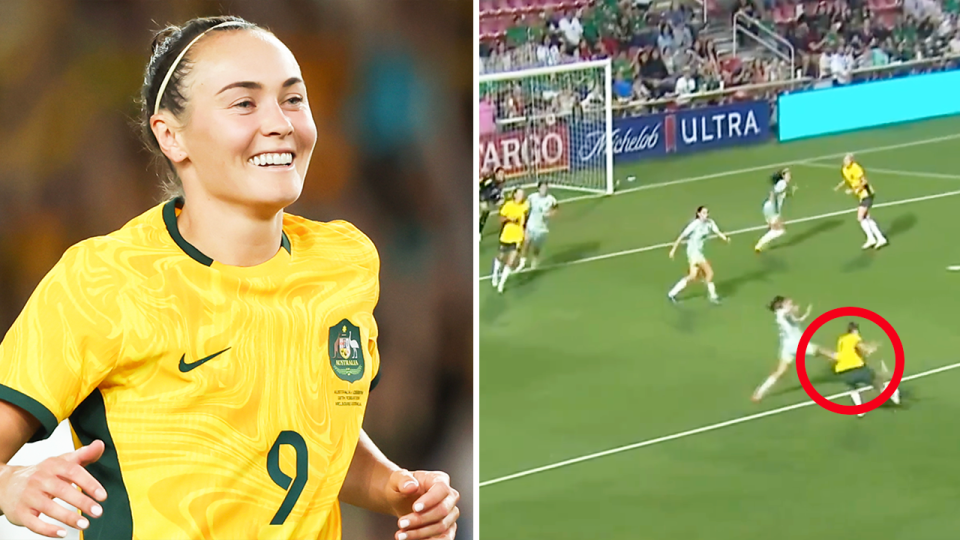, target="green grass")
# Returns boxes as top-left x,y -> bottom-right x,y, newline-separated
479,116 -> 960,540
